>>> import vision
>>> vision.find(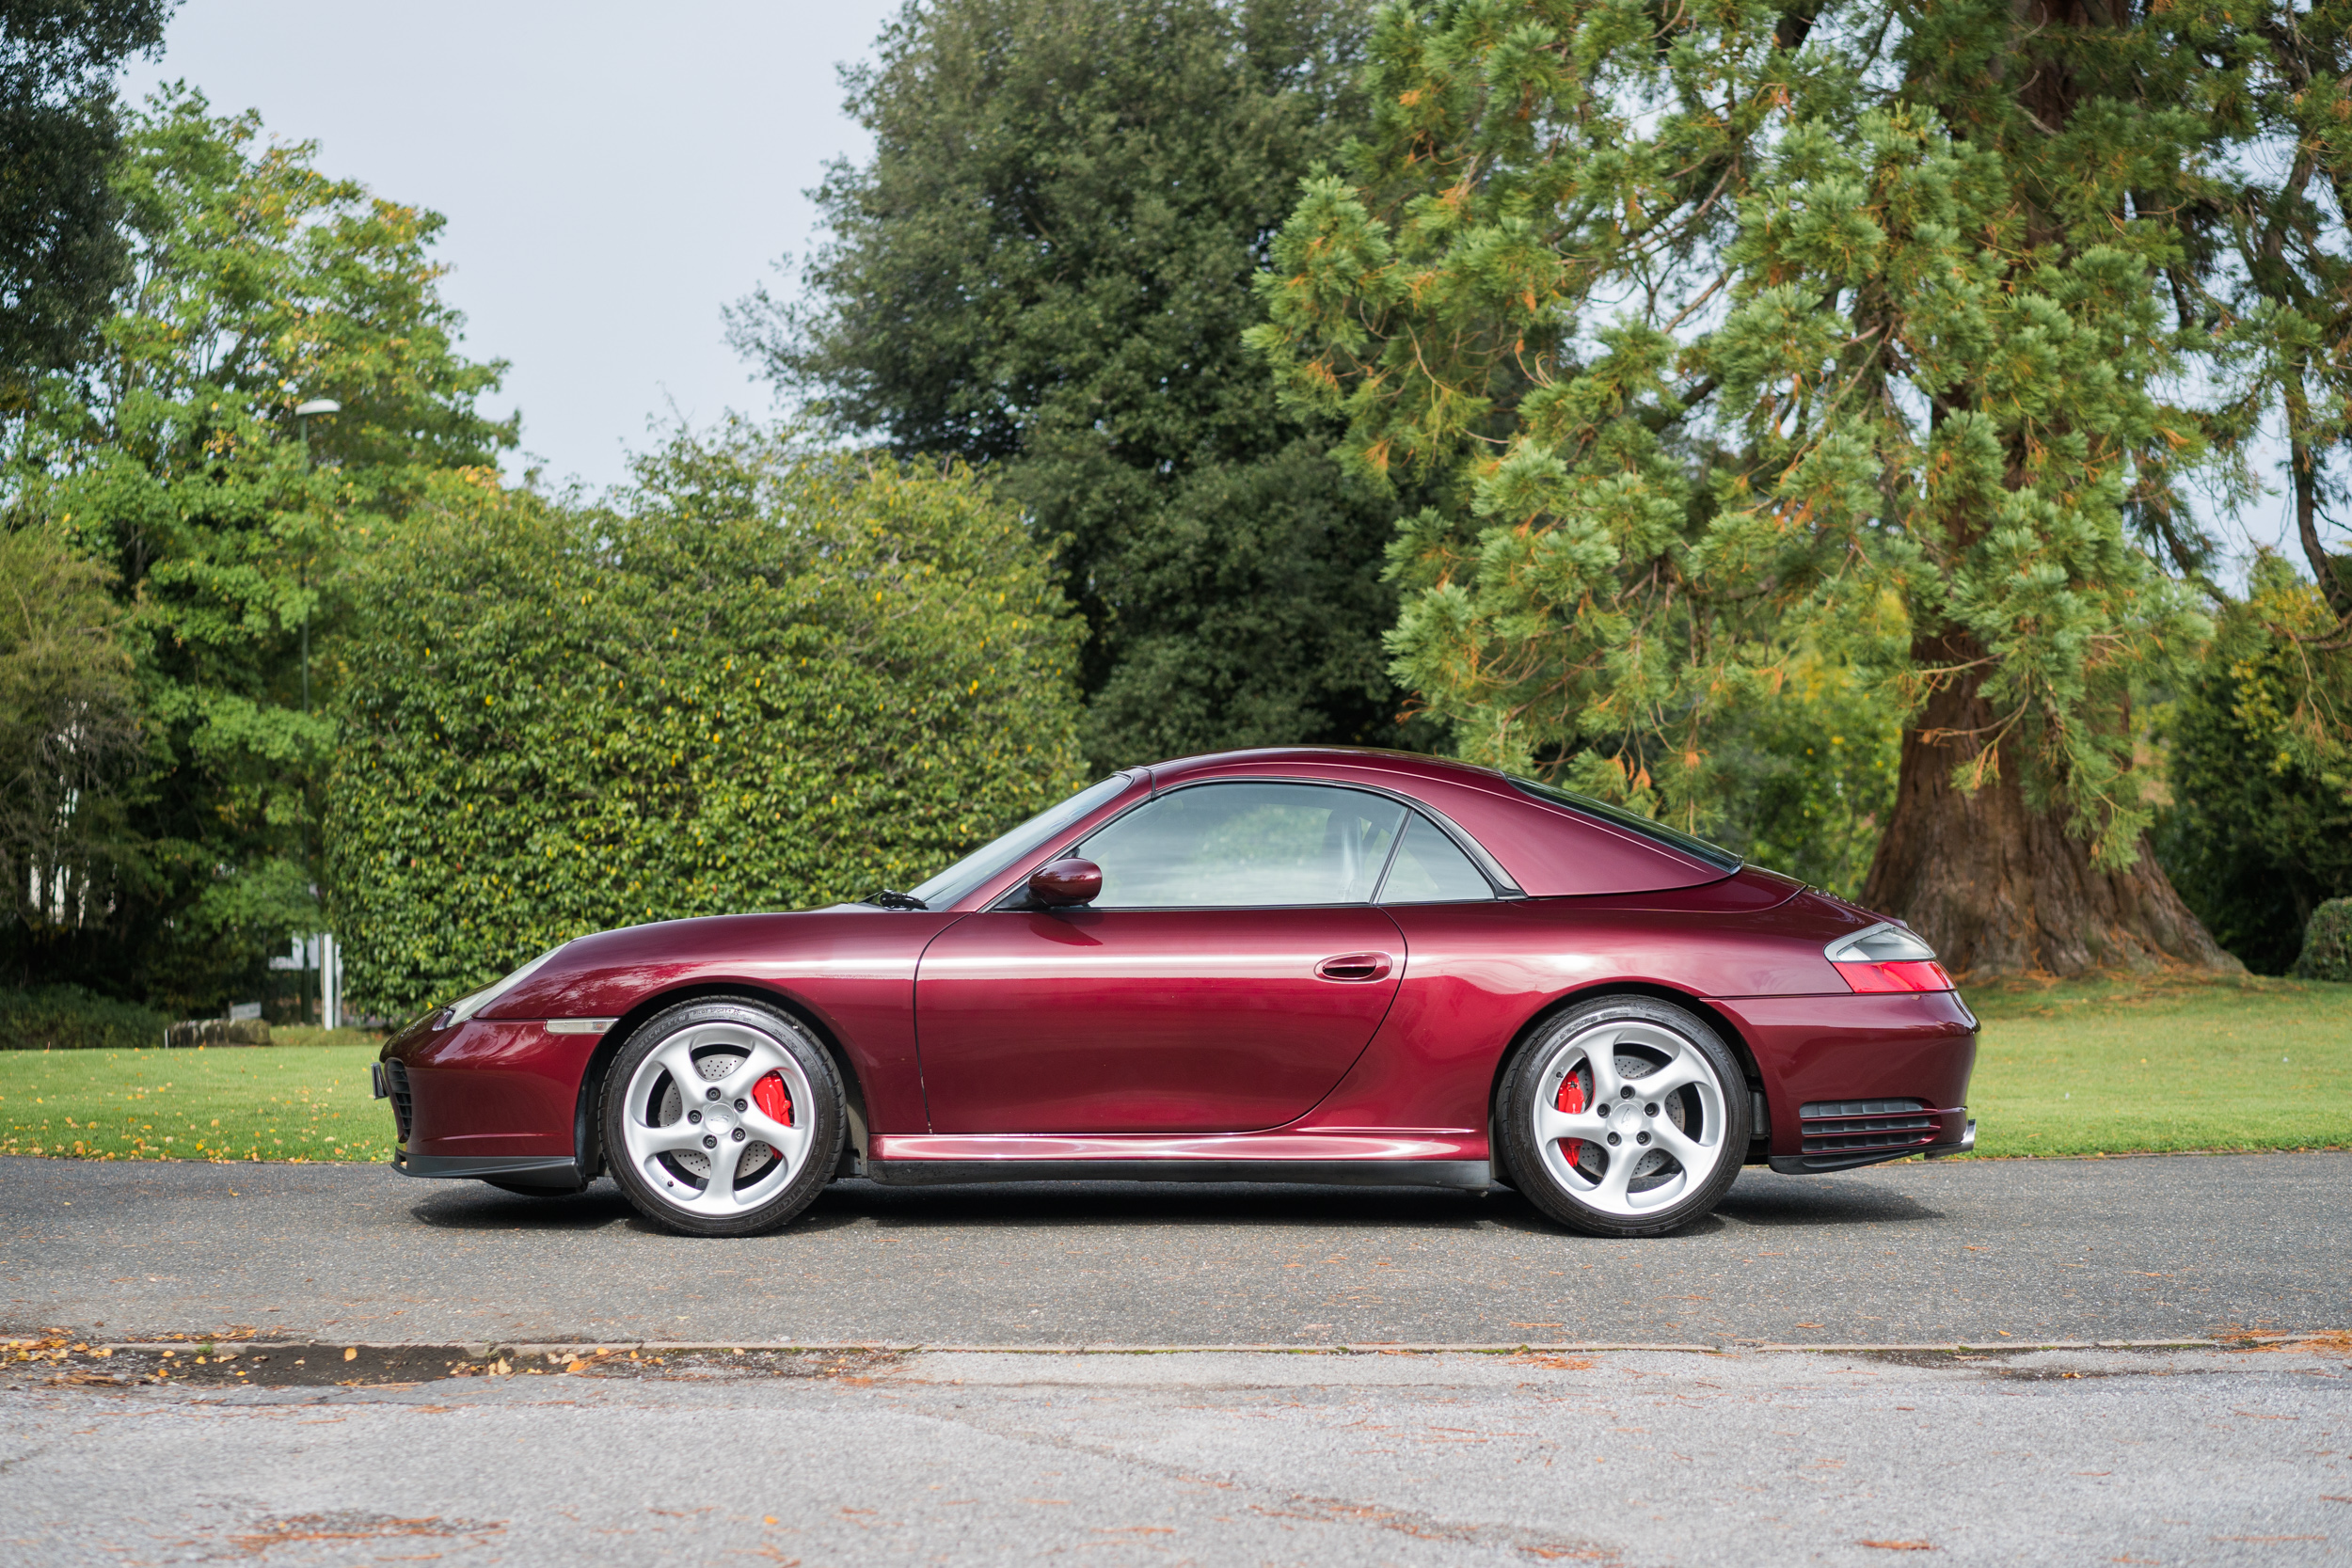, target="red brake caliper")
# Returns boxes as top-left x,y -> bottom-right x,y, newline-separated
1555,1070 -> 1586,1167
753,1071 -> 793,1128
